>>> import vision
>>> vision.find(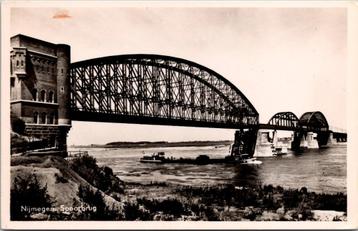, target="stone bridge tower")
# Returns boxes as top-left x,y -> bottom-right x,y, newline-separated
10,34 -> 71,152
